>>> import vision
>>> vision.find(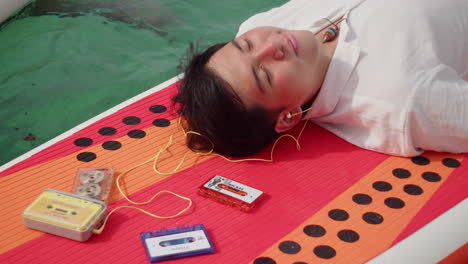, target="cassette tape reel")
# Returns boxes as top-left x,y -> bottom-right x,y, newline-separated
79,170 -> 105,185
76,183 -> 102,199
72,168 -> 113,202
